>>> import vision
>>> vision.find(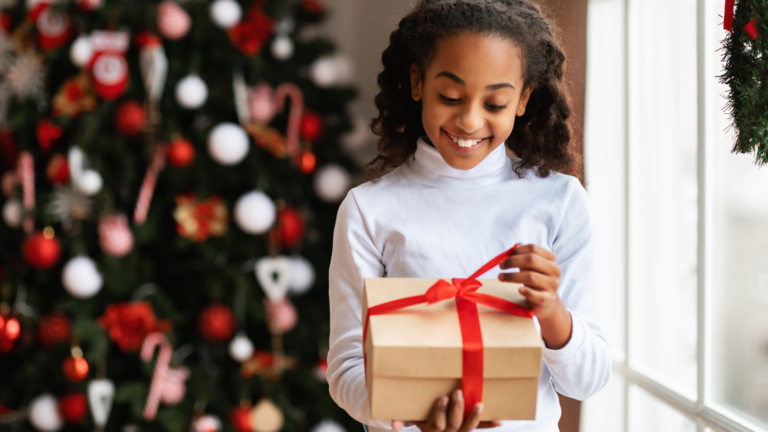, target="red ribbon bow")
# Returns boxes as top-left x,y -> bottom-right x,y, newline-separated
363,245 -> 533,419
